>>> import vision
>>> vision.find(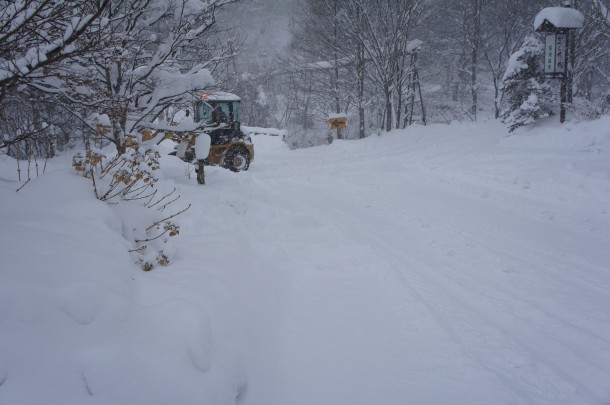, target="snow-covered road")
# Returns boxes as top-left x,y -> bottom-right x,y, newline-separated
167,119 -> 610,405
2,119 -> 609,405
